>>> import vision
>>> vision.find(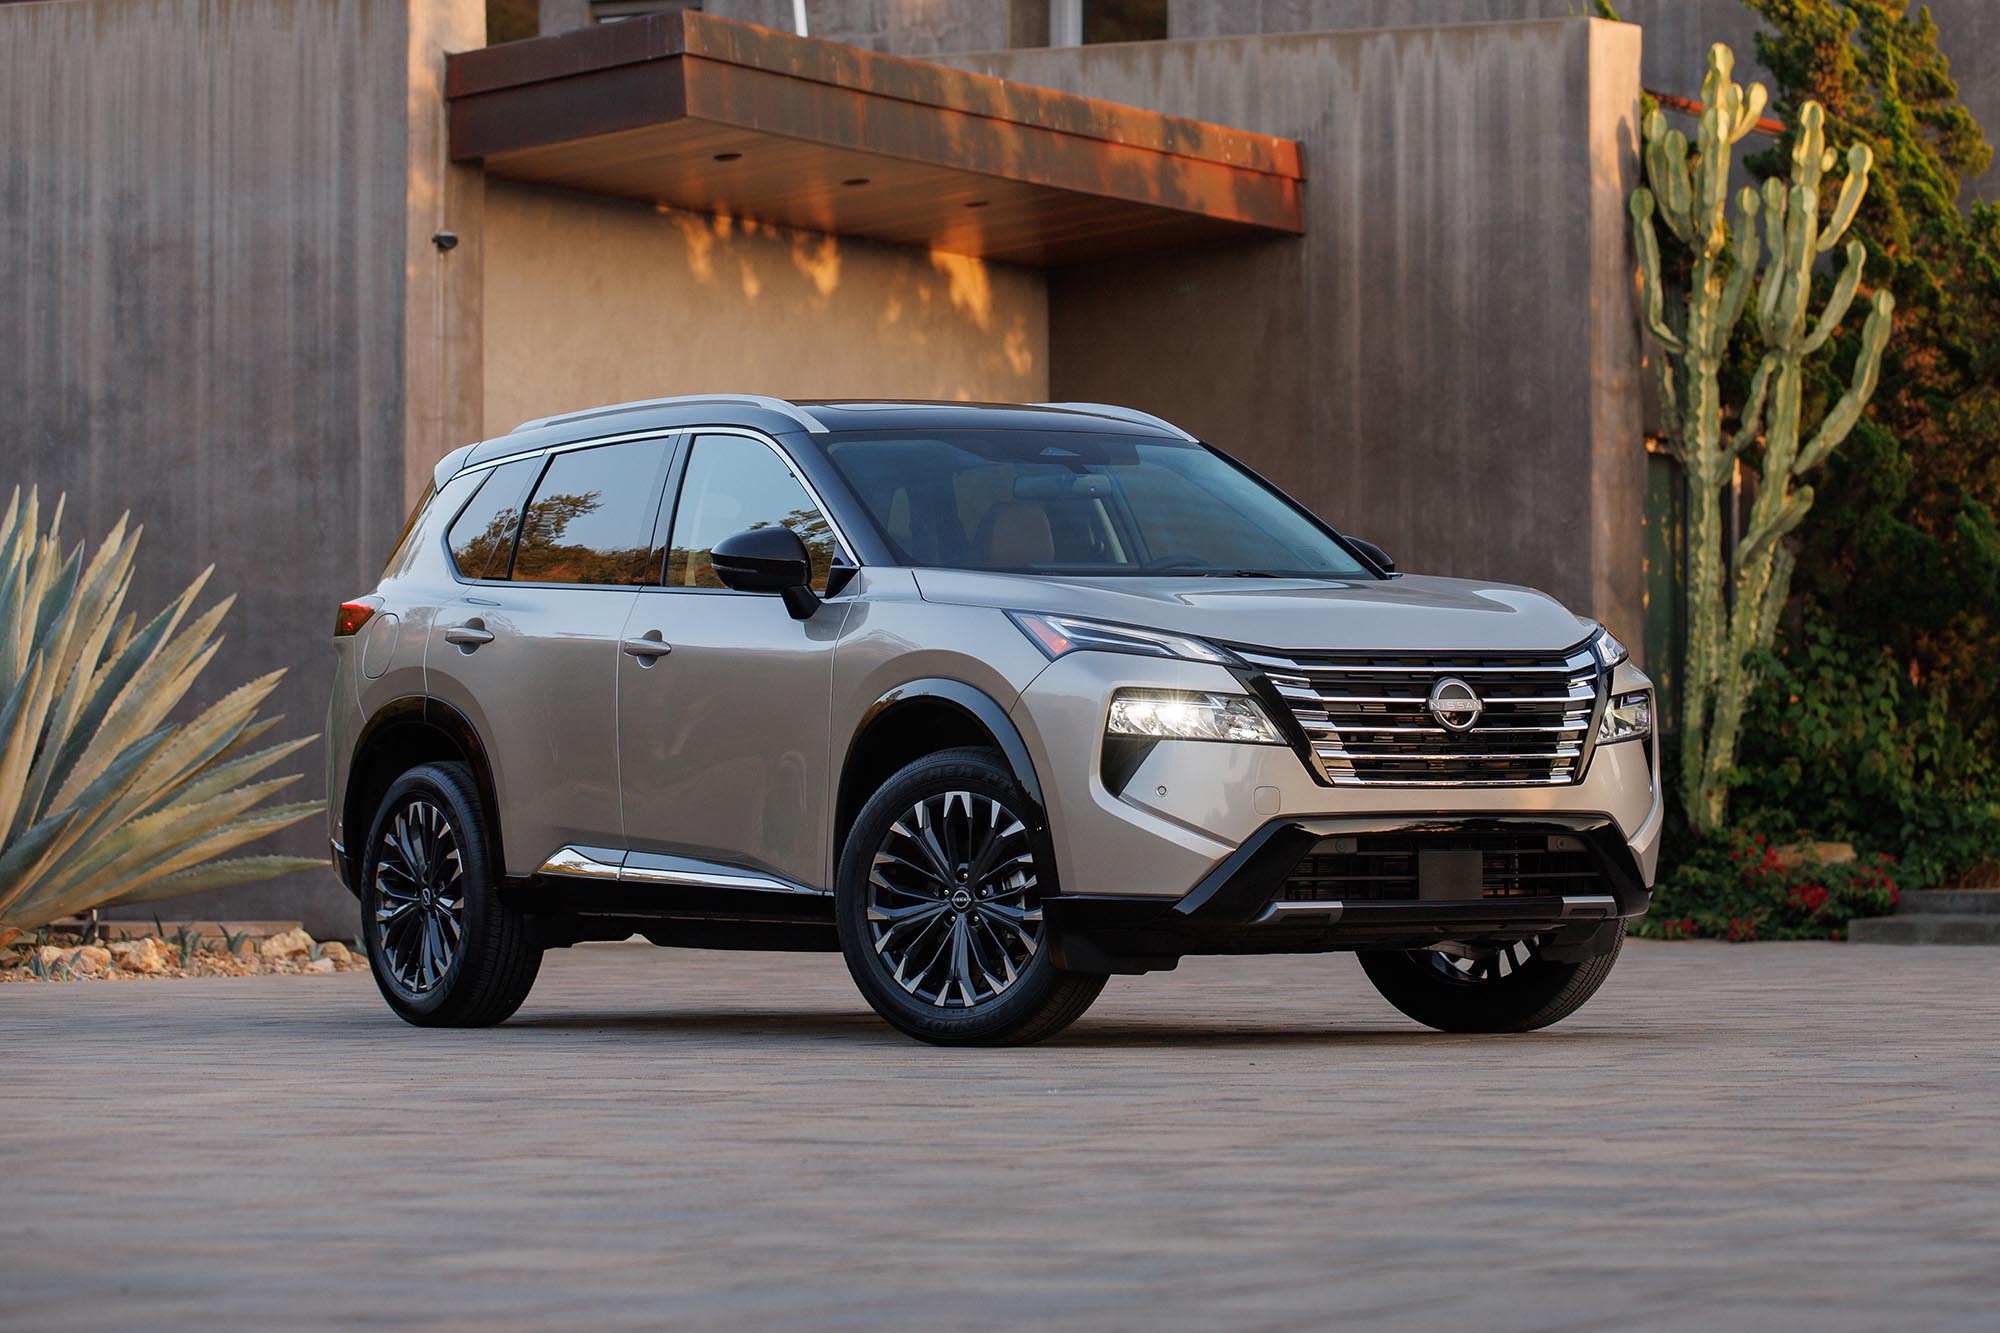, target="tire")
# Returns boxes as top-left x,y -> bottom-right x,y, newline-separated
1358,925 -> 1624,1034
836,747 -> 1106,1046
359,760 -> 542,1027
